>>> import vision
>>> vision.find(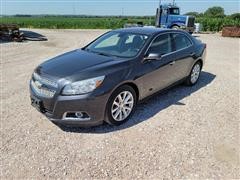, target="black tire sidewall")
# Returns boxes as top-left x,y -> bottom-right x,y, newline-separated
105,85 -> 137,126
